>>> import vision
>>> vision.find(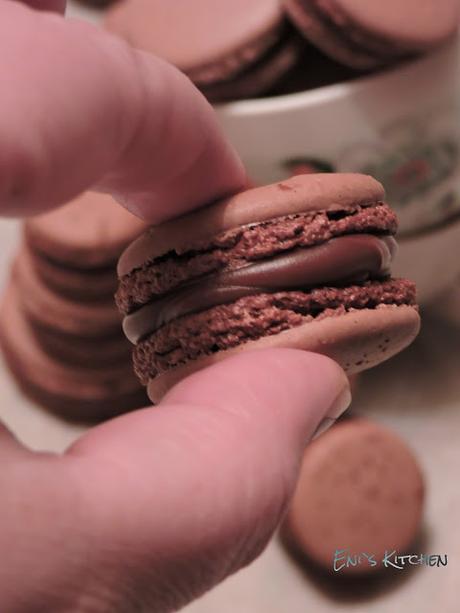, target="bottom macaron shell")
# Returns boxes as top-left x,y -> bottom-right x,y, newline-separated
147,305 -> 420,403
0,285 -> 148,422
